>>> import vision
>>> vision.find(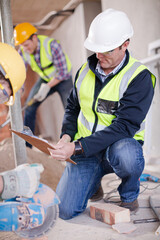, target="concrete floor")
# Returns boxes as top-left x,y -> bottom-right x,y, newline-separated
47,163 -> 160,240
1,163 -> 159,240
